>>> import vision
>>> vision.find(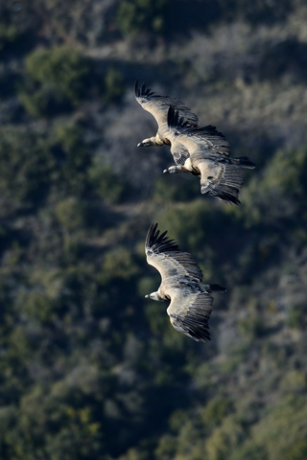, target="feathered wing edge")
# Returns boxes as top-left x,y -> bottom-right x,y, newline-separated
167,105 -> 192,131
169,291 -> 214,342
146,223 -> 179,254
168,105 -> 222,137
135,80 -> 198,126
146,224 -> 203,281
134,79 -> 156,100
199,161 -> 244,206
